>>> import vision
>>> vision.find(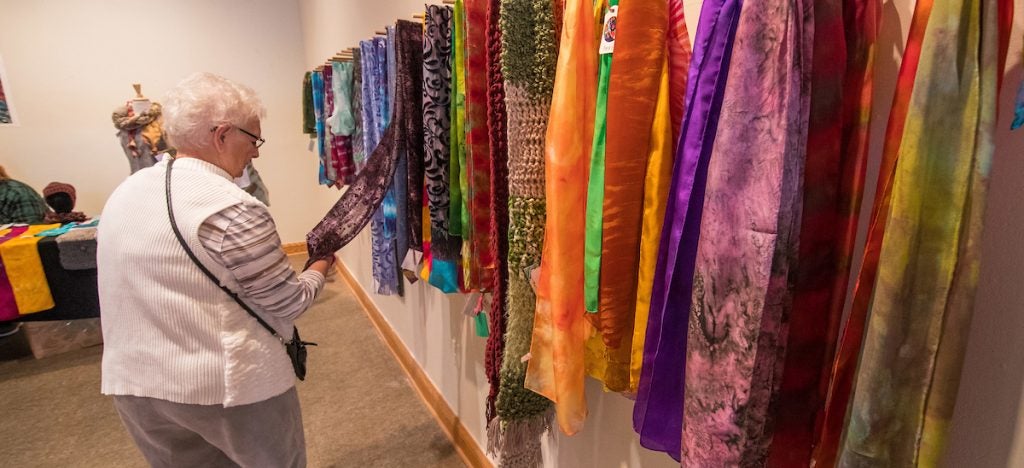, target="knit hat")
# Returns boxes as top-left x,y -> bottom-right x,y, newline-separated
43,182 -> 76,206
